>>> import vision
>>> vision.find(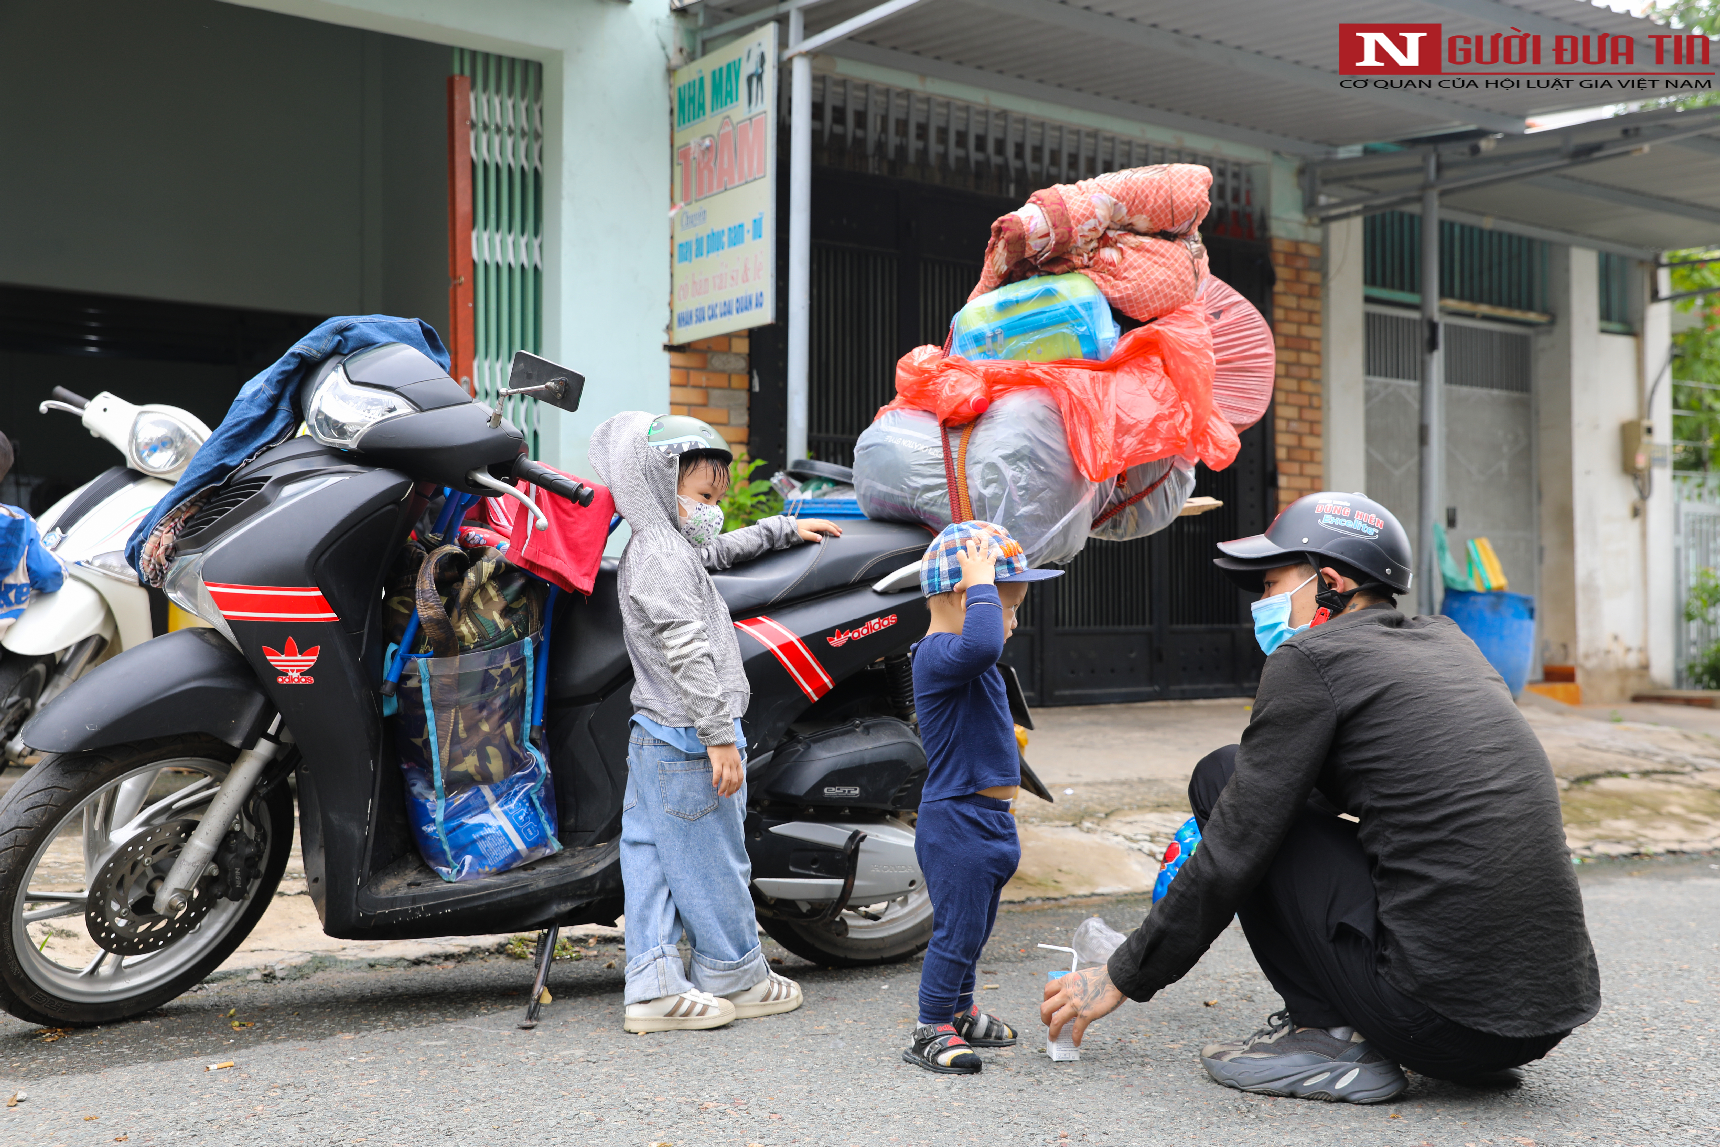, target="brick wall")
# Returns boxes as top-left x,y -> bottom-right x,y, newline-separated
1271,237 -> 1325,510
667,334 -> 751,455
